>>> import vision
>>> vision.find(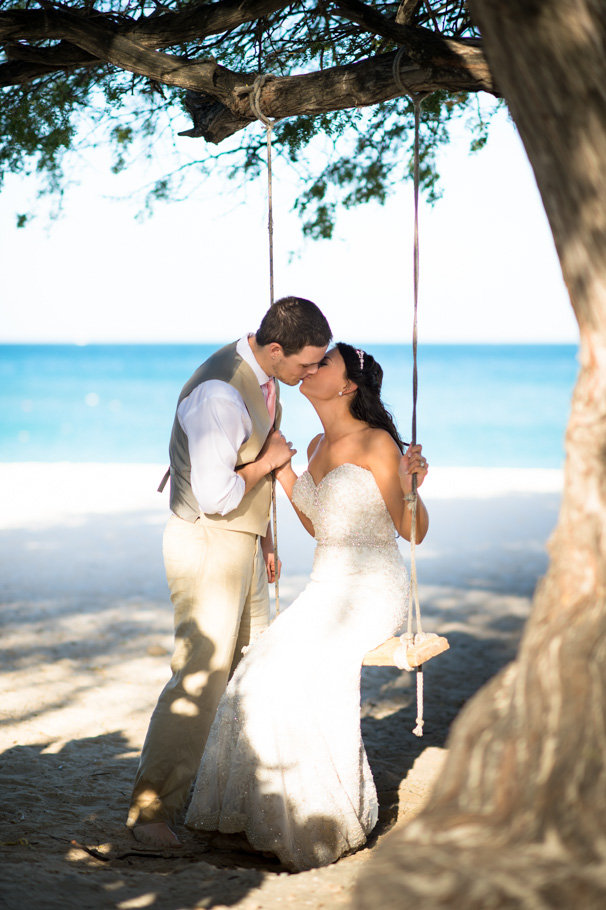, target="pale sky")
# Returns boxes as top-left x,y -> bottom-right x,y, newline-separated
1,103 -> 578,346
